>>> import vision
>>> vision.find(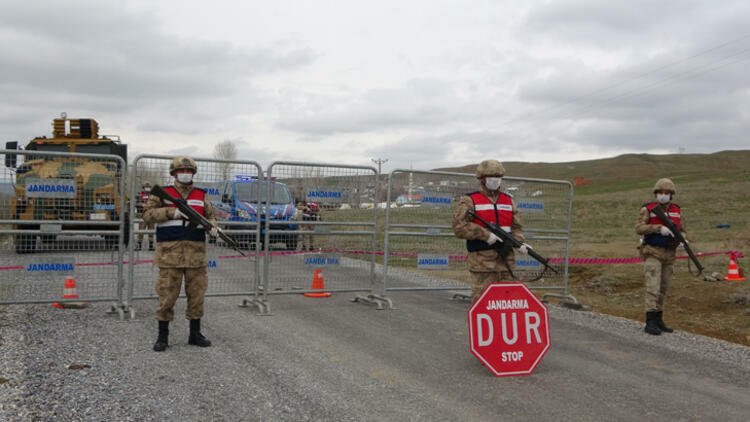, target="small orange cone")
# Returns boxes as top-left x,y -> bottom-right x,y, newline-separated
52,276 -> 89,309
724,254 -> 745,282
304,269 -> 332,298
